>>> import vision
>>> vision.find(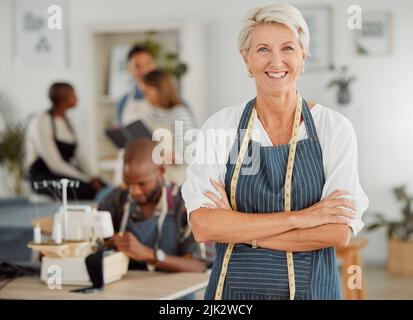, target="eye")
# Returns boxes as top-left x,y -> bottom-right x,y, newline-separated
283,46 -> 294,52
258,47 -> 269,53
